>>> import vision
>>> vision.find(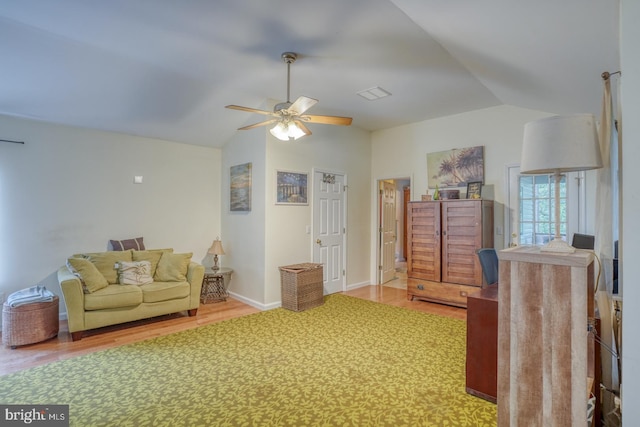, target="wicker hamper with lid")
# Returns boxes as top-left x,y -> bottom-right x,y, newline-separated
279,263 -> 324,312
2,296 -> 59,348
